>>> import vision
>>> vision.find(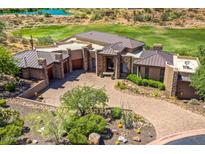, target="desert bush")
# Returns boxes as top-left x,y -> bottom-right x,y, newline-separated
68,128 -> 88,145
115,81 -> 128,90
64,114 -> 107,137
37,36 -> 54,46
122,111 -> 134,129
4,82 -> 16,92
188,99 -> 200,105
0,108 -> 24,145
160,12 -> 170,21
0,99 -> 6,107
61,86 -> 108,116
111,107 -> 122,119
